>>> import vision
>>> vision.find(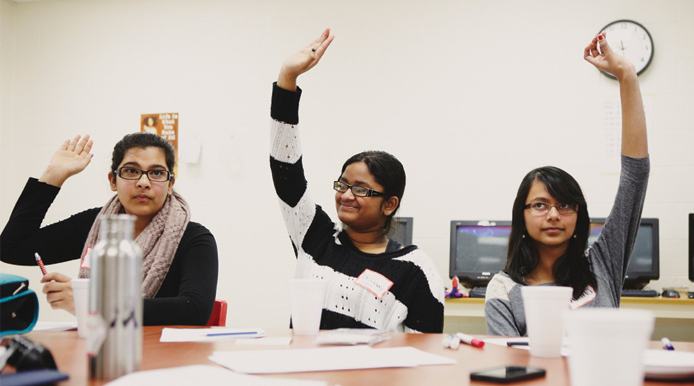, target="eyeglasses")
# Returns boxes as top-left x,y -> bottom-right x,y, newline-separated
114,167 -> 172,182
525,201 -> 578,215
333,181 -> 385,197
